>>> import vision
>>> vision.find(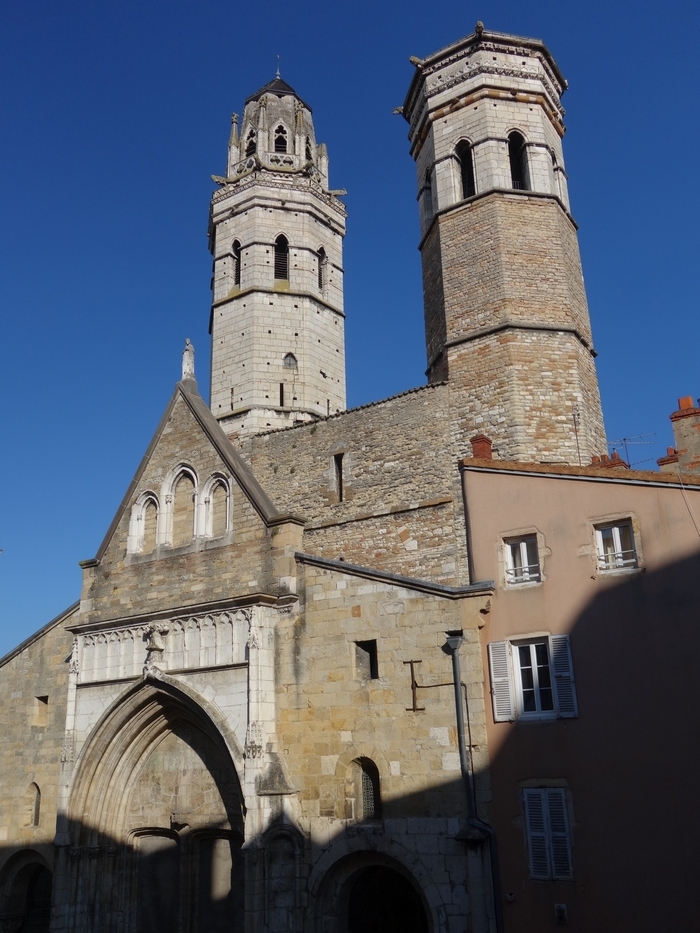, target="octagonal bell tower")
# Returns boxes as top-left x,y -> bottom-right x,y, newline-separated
403,24 -> 607,464
209,77 -> 346,440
